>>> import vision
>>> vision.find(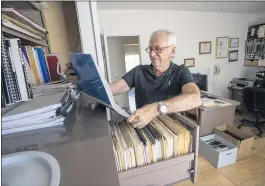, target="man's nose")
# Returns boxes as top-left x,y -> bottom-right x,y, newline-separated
150,50 -> 157,57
